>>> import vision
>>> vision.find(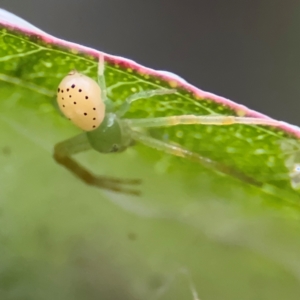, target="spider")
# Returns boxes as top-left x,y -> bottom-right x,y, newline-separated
54,54 -> 280,195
